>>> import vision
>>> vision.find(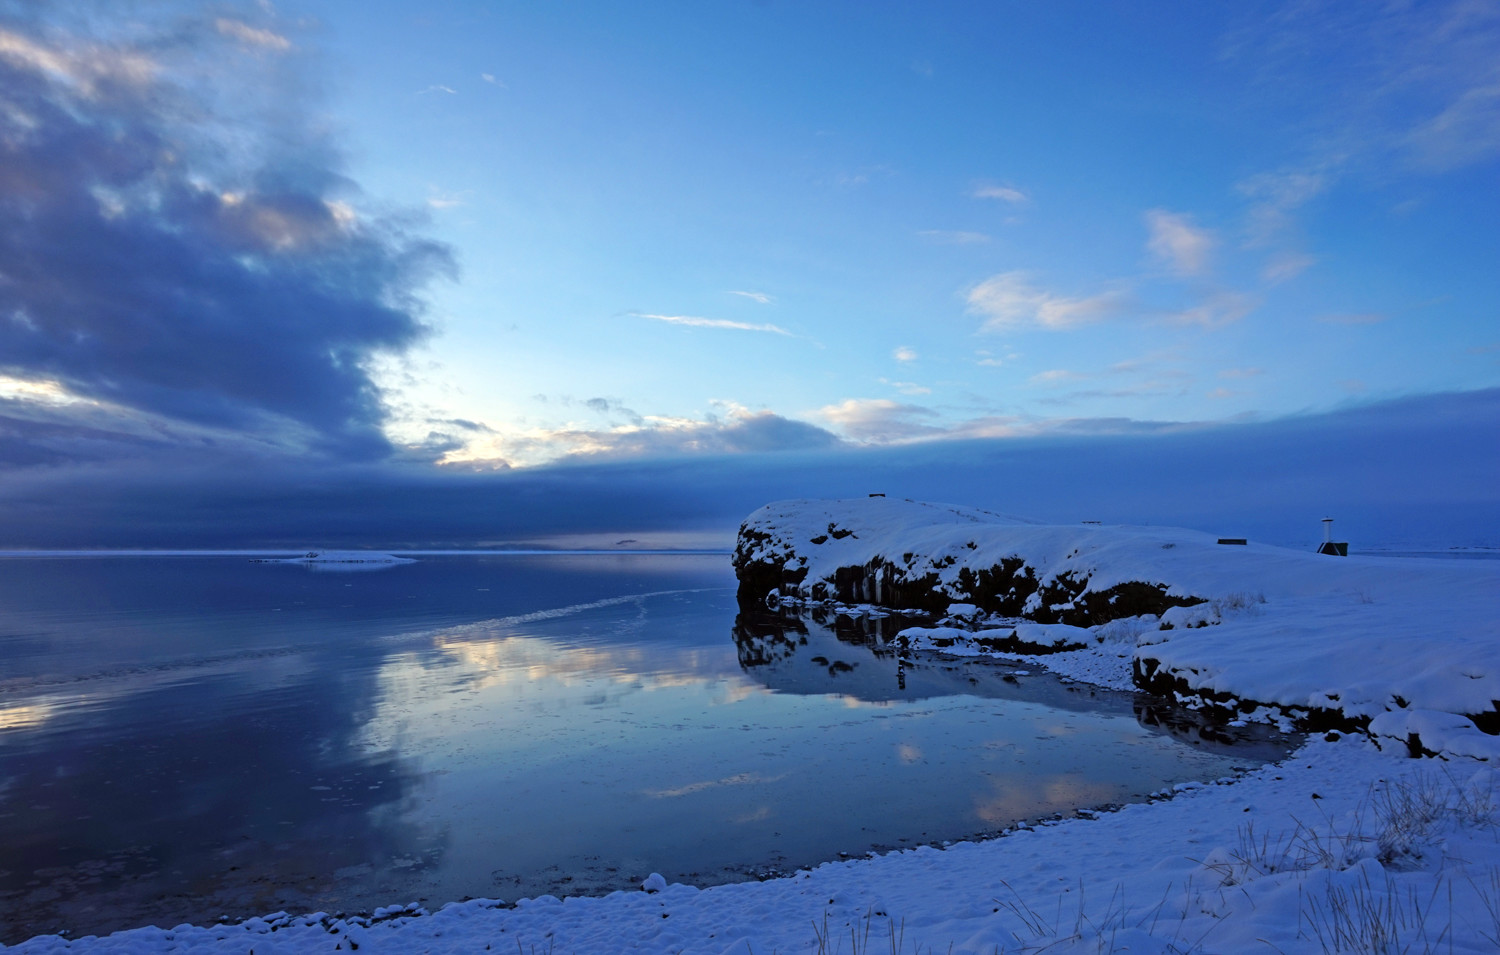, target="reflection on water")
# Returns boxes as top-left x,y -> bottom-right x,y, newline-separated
0,556 -> 1292,943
